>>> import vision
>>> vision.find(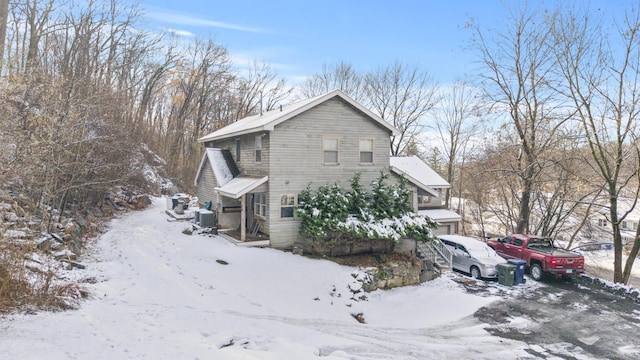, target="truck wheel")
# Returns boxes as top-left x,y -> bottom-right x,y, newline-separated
470,266 -> 481,279
530,263 -> 543,281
